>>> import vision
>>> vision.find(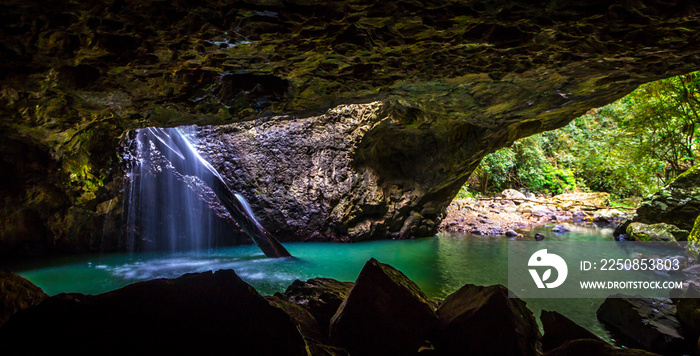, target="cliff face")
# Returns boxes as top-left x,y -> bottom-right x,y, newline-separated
195,102 -> 475,241
1,0 -> 700,253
